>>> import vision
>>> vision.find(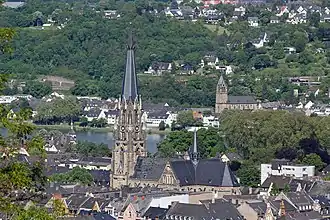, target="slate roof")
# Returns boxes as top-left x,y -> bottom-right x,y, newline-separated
248,202 -> 267,215
167,200 -> 244,220
228,95 -> 257,104
261,176 -> 291,189
284,191 -> 313,206
171,158 -> 239,187
151,62 -> 171,70
285,211 -> 322,220
311,195 -> 330,207
84,108 -> 102,117
67,194 -> 90,210
77,157 -> 111,166
166,203 -> 210,219
223,152 -> 242,161
143,207 -> 168,219
122,32 -> 138,101
131,157 -> 167,180
90,170 -> 110,184
270,159 -> 291,170
132,157 -> 239,187
248,17 -> 258,21
323,164 -> 330,172
147,110 -> 169,119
